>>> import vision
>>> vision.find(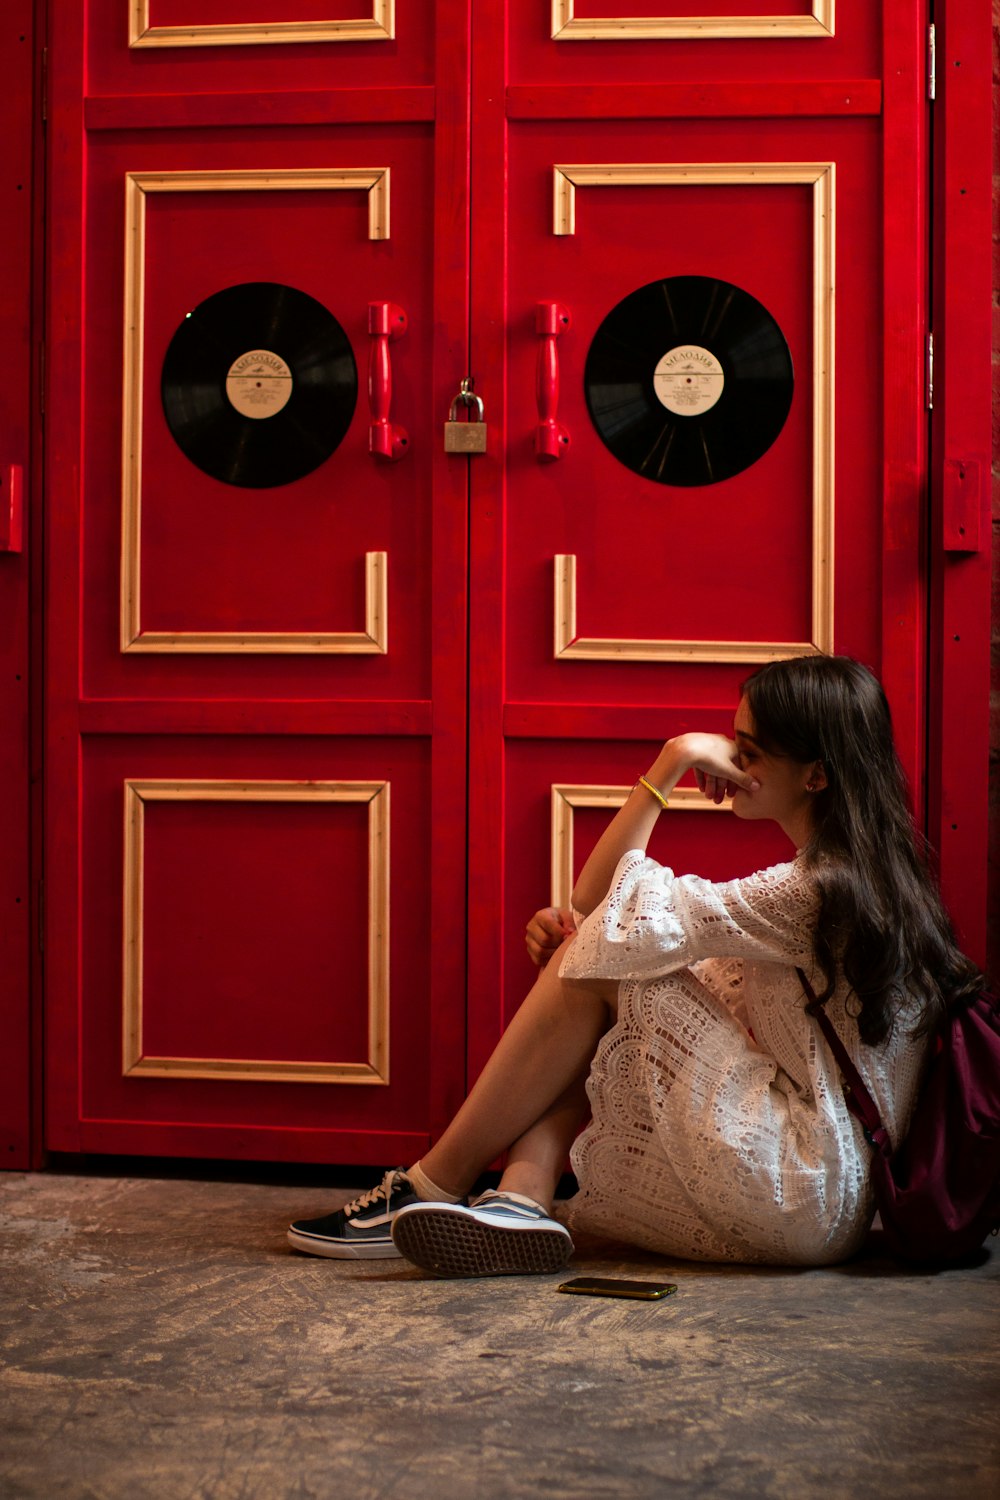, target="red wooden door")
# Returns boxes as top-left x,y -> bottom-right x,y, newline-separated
45,1 -> 934,1164
45,0 -> 471,1162
466,1 -> 930,1072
